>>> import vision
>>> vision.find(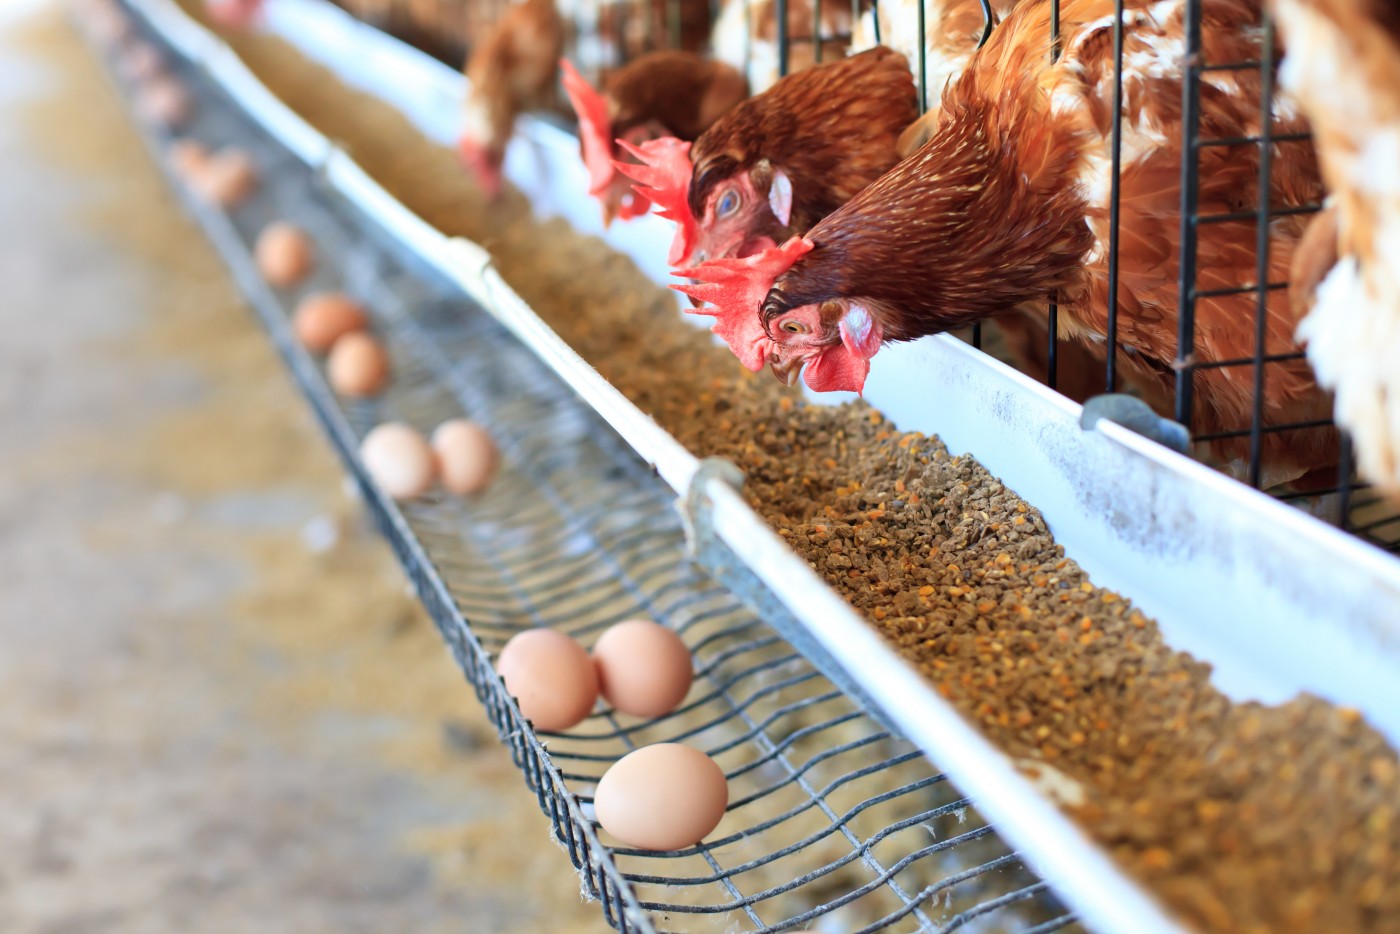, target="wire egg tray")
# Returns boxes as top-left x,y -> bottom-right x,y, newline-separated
80,6 -> 1087,931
